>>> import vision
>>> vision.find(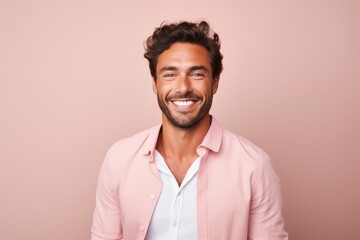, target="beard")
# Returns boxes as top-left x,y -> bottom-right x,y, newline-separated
157,92 -> 213,129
